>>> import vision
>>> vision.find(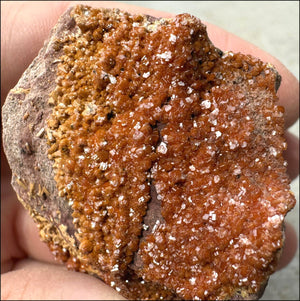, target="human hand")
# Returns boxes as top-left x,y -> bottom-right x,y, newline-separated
1,1 -> 299,300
